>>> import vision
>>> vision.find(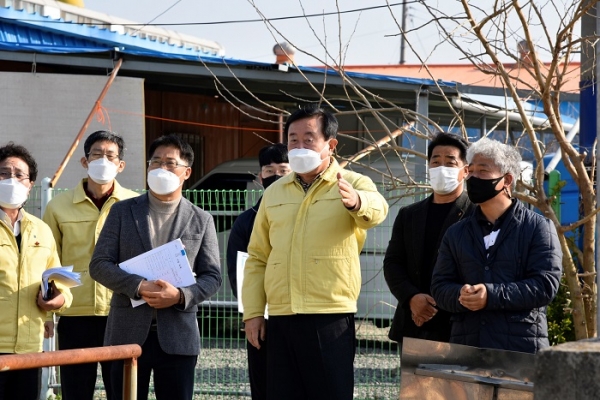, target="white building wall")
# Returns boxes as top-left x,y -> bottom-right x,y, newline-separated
0,72 -> 146,195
